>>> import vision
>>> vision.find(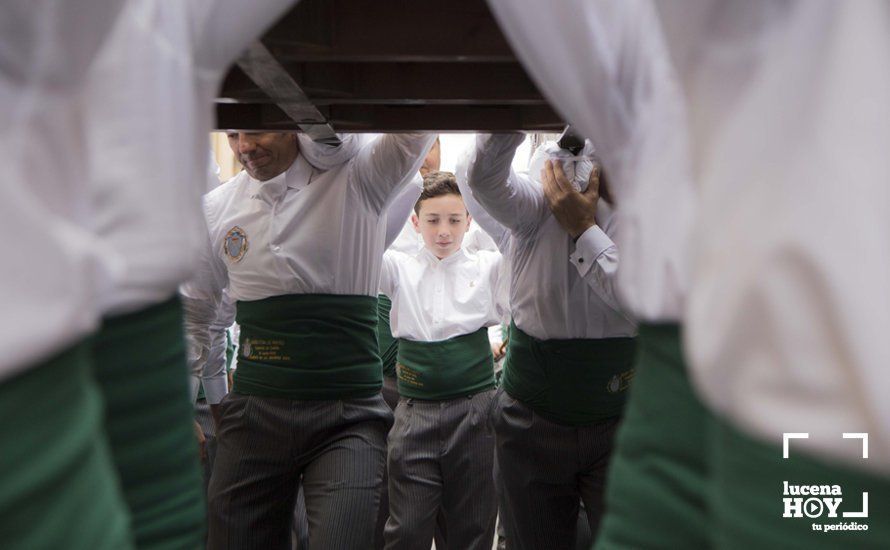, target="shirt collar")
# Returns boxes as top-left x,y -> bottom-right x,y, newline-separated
248,154 -> 314,205
417,246 -> 469,267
